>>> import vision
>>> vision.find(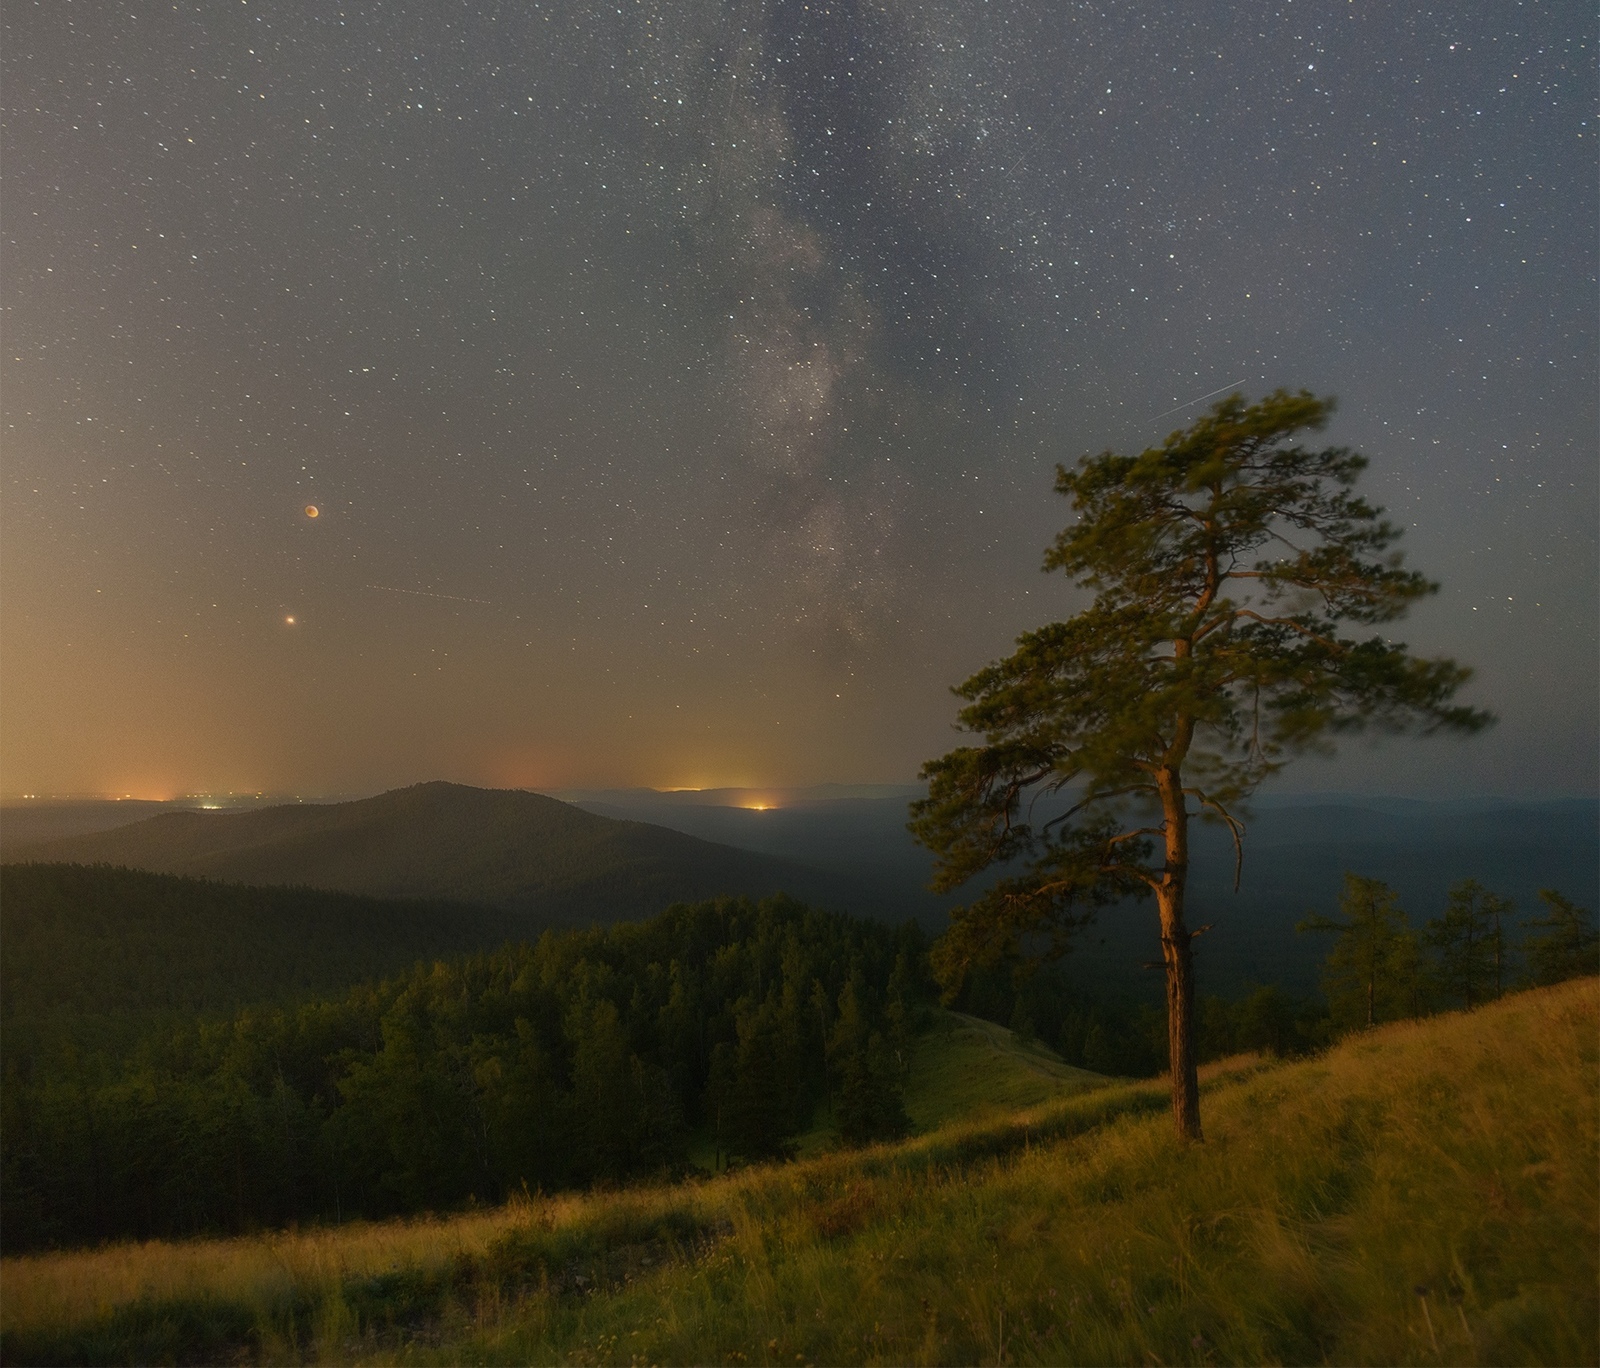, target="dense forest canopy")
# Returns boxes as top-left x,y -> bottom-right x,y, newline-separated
2,892 -> 926,1251
0,863 -> 529,1070
3,862 -> 1590,1255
